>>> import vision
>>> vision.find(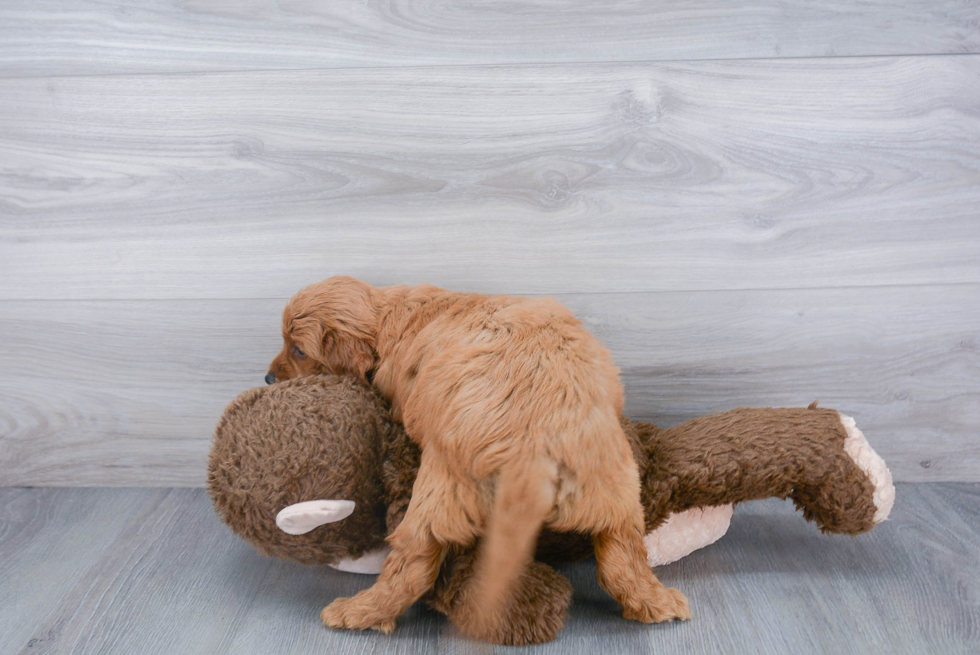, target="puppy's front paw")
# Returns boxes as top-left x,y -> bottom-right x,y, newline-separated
321,596 -> 397,634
